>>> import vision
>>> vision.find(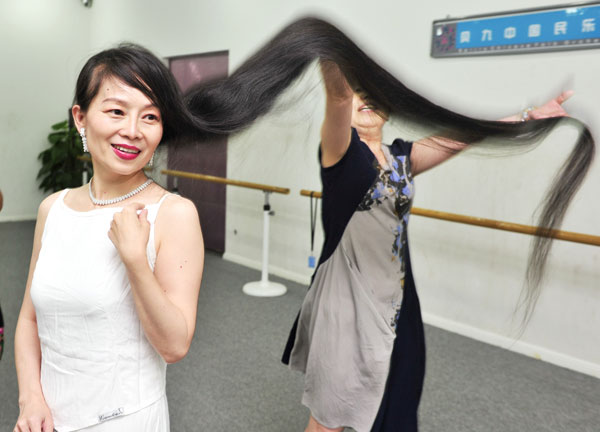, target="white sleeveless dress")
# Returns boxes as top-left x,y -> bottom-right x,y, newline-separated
30,190 -> 172,431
